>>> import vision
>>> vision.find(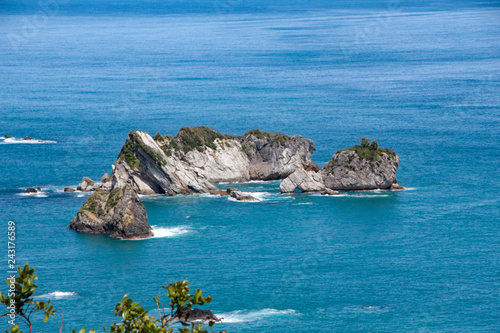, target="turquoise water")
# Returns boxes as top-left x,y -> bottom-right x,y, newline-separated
0,1 -> 499,332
